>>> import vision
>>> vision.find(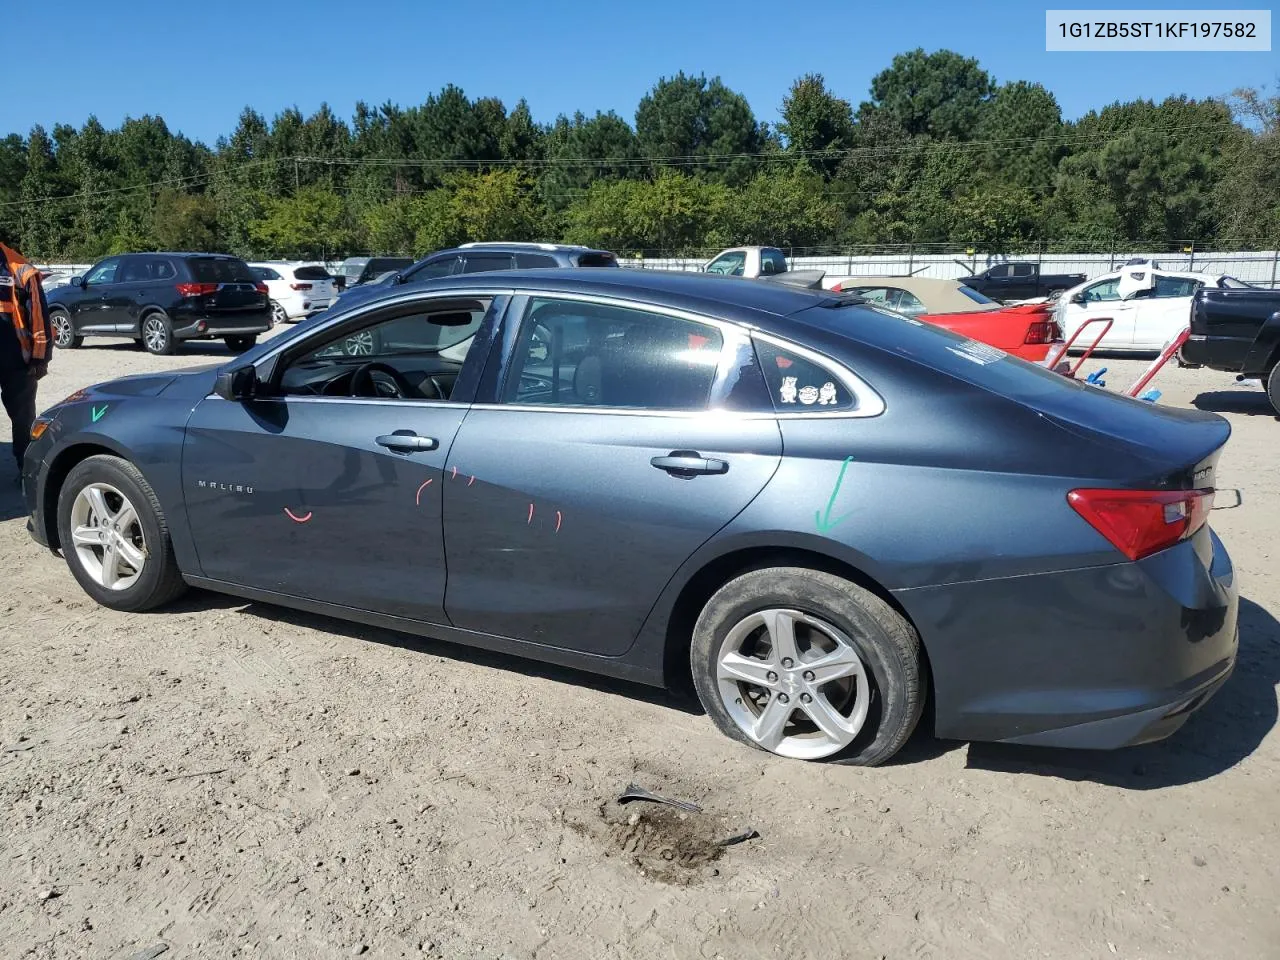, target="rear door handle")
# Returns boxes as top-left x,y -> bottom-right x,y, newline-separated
375,432 -> 438,453
650,452 -> 729,477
